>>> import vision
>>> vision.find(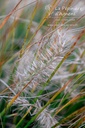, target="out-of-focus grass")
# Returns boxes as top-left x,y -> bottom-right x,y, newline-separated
0,0 -> 85,128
